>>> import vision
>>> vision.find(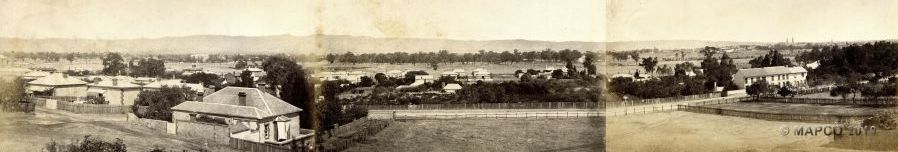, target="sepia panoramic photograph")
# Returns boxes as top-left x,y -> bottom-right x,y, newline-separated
0,0 -> 896,152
